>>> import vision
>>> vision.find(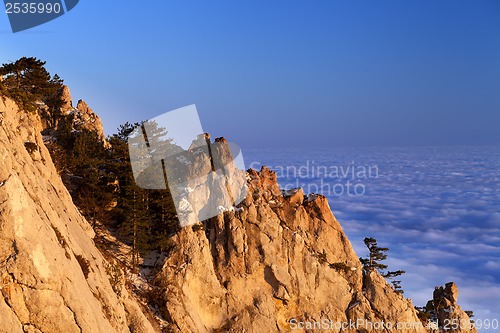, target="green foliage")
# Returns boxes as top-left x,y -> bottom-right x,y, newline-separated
415,307 -> 431,323
100,122 -> 179,267
329,262 -> 351,272
317,250 -> 328,264
0,57 -> 64,116
391,280 -> 404,294
113,122 -> 136,142
361,237 -> 388,271
383,270 -> 406,279
55,128 -> 115,230
360,237 -> 406,294
58,120 -> 181,263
